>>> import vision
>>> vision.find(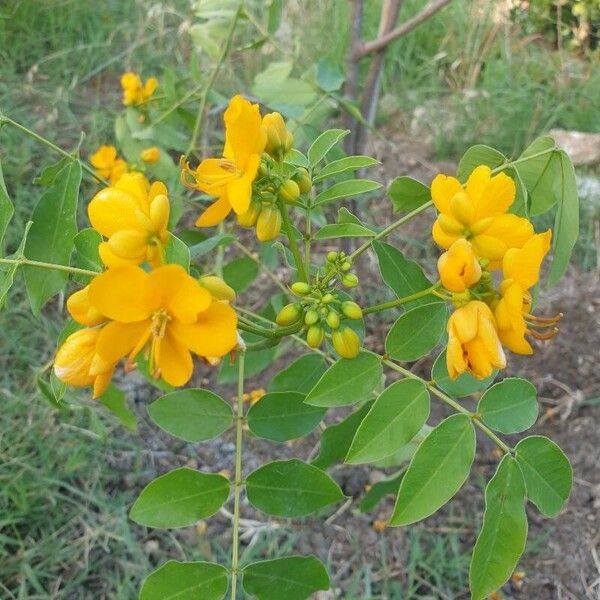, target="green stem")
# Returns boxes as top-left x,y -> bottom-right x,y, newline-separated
1,116 -> 109,186
362,284 -> 440,316
278,197 -> 308,282
238,315 -> 301,339
383,359 -> 512,455
186,3 -> 243,157
304,194 -> 312,277
491,146 -> 556,174
0,257 -> 100,278
230,350 -> 245,600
